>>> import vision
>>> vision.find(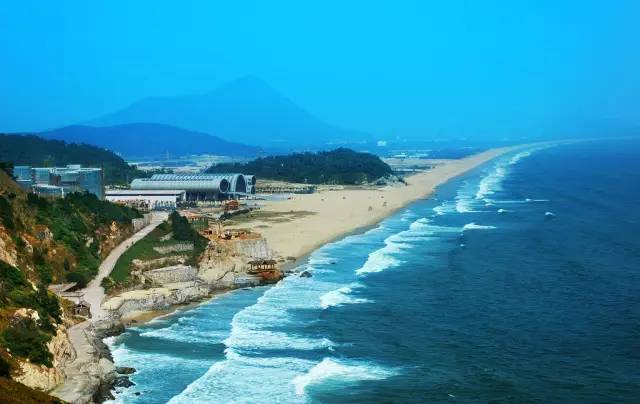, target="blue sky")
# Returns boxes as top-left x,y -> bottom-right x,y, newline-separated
1,1 -> 639,140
